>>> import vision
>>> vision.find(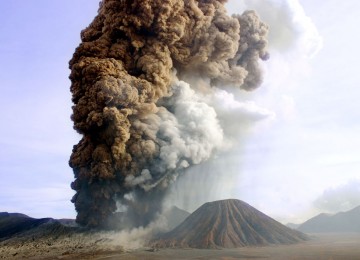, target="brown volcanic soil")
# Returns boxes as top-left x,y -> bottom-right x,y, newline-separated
152,199 -> 308,248
2,233 -> 360,259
